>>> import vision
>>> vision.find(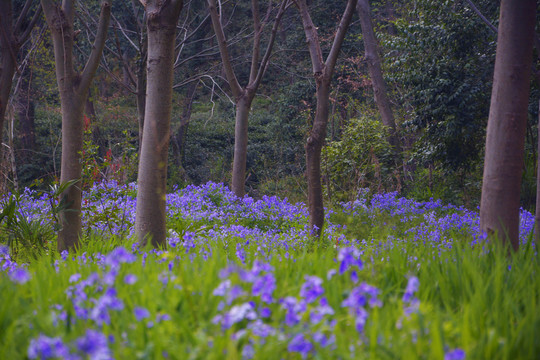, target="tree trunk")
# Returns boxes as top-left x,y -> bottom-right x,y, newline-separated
41,0 -> 111,252
357,0 -> 400,153
534,98 -> 540,249
231,93 -> 254,197
135,0 -> 184,247
0,0 -> 16,160
479,0 -> 536,251
136,52 -> 146,151
58,99 -> 85,250
16,76 -> 36,156
306,79 -> 330,235
172,80 -> 197,170
296,0 -> 357,237
208,0 -> 288,198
